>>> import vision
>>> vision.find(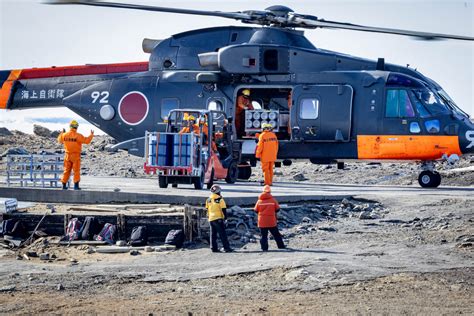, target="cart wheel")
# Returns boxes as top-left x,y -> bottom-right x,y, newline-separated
206,169 -> 214,190
225,161 -> 238,184
194,169 -> 205,190
158,176 -> 168,188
